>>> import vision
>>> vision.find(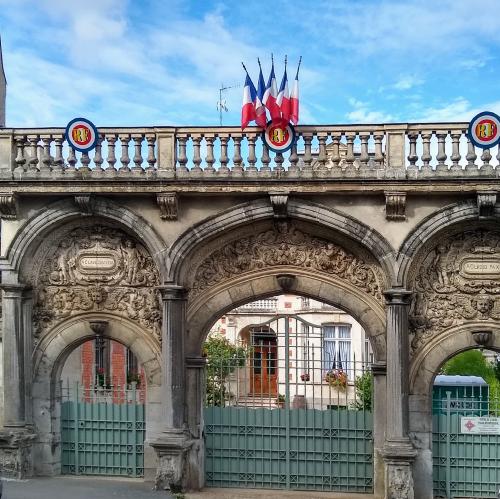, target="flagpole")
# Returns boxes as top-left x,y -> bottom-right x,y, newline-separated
295,56 -> 302,79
